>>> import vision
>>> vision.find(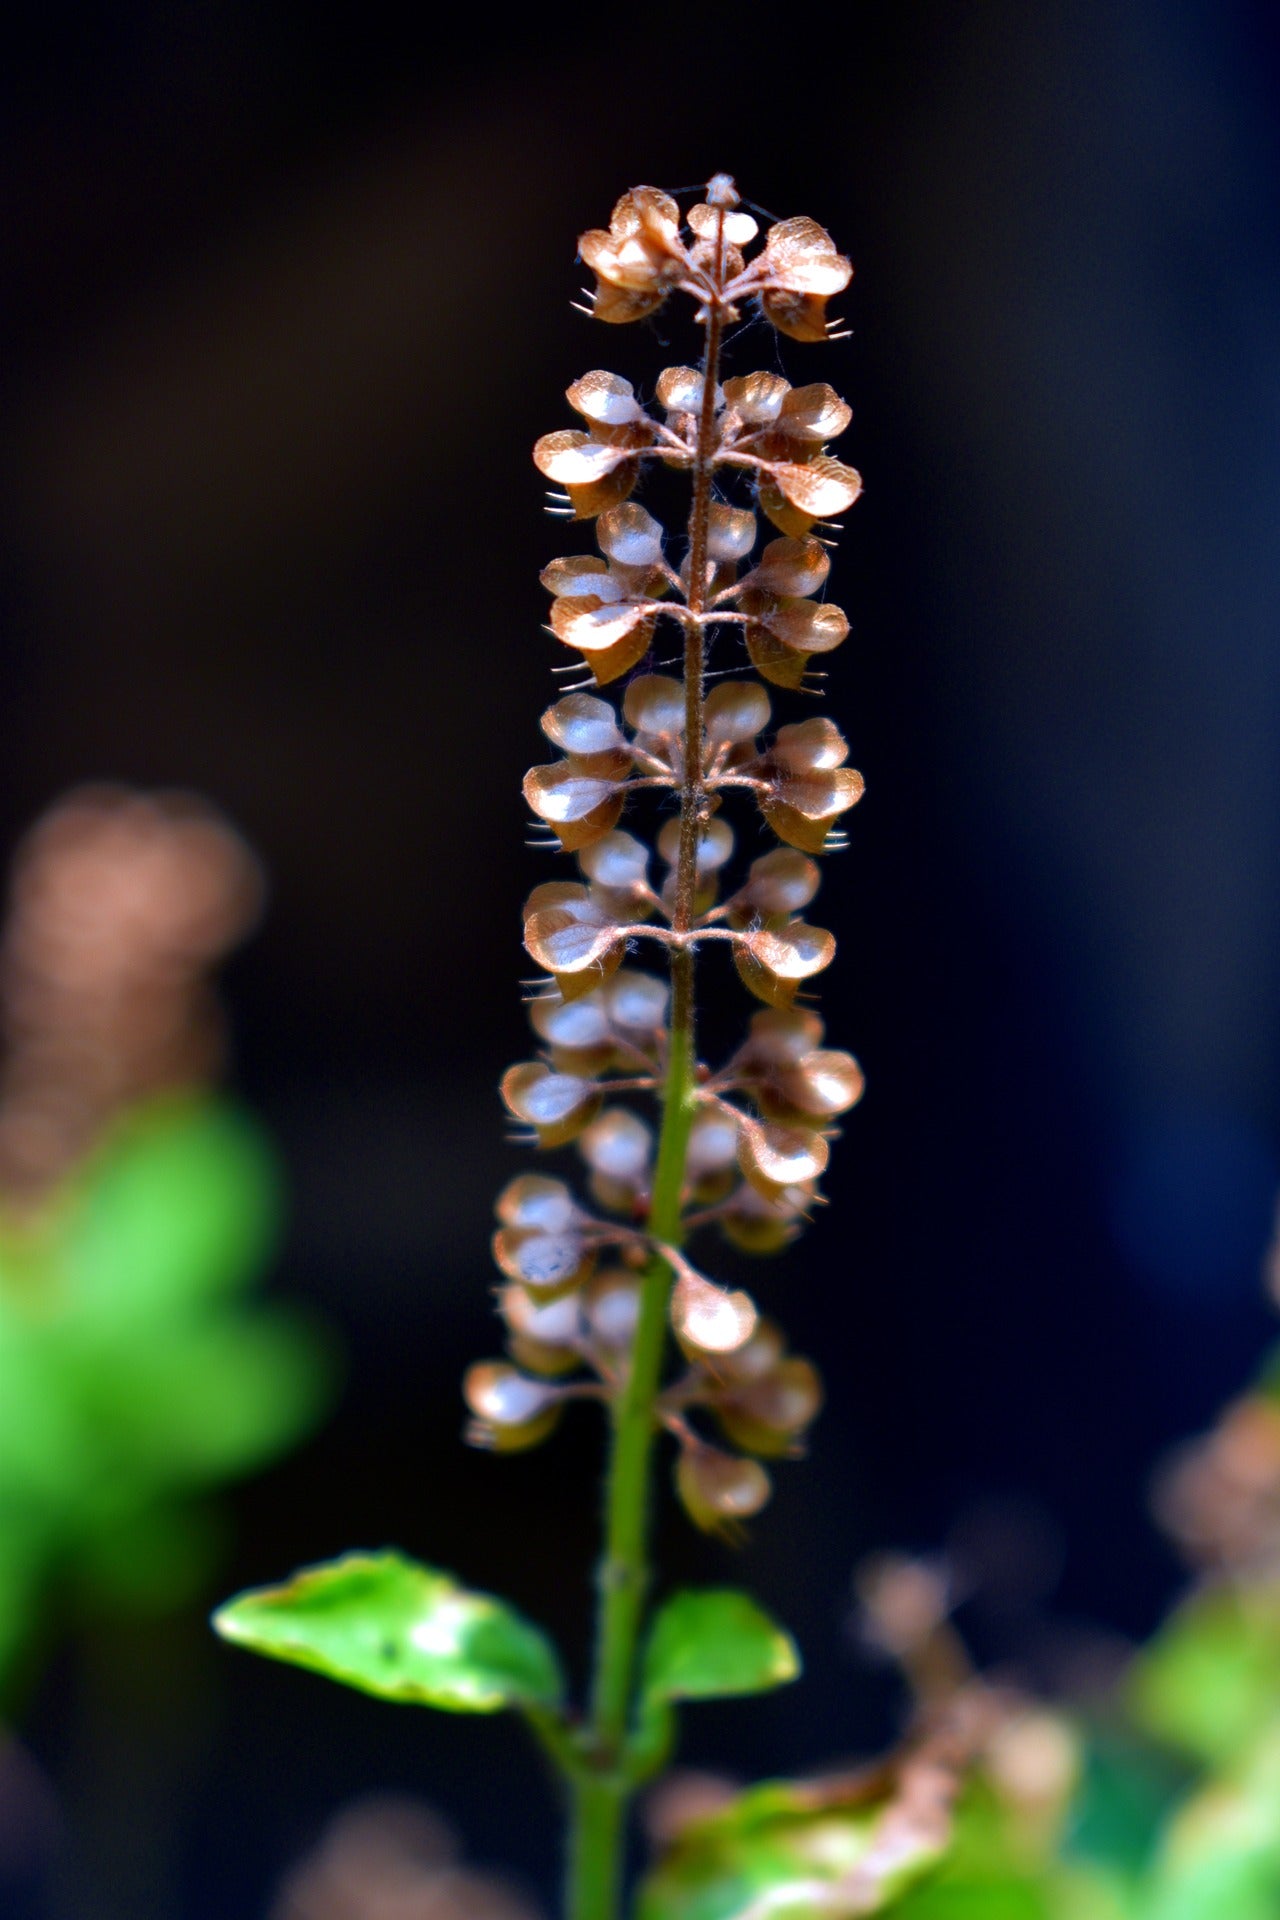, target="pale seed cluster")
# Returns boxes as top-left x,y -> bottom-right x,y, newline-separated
465,180 -> 863,1534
